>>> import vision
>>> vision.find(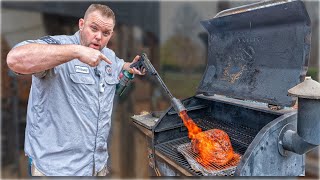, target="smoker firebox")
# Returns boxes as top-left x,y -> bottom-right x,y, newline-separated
132,0 -> 318,176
